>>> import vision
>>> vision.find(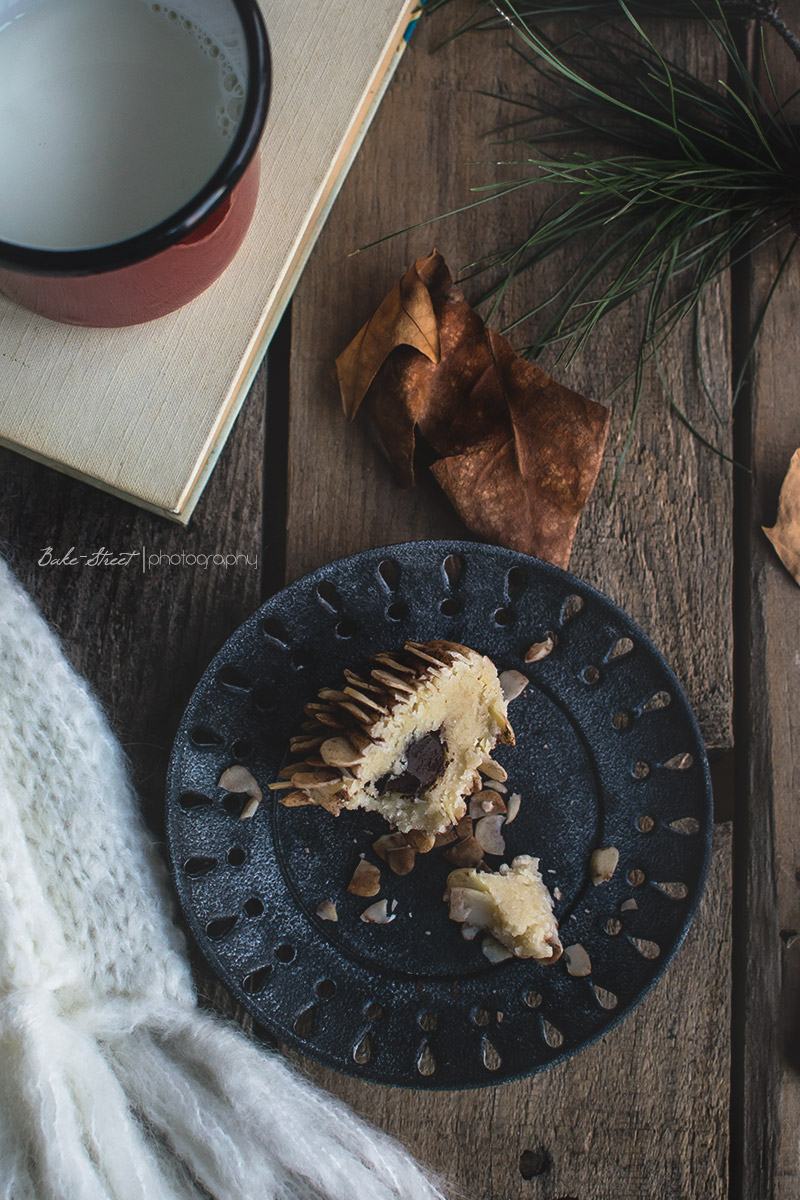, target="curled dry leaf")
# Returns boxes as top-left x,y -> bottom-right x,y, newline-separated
335,250 -> 610,569
763,448 -> 800,584
348,860 -> 381,897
